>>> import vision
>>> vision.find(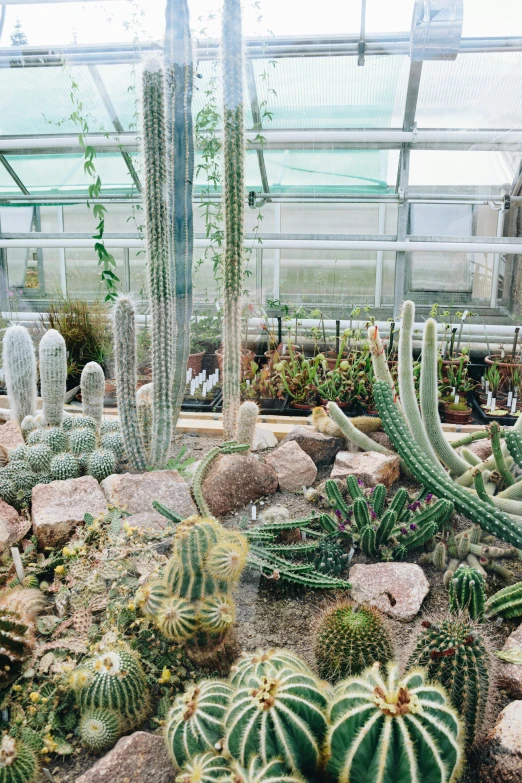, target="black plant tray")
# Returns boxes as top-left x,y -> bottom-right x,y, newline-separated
256,398 -> 286,414
182,390 -> 222,413
471,394 -> 519,426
